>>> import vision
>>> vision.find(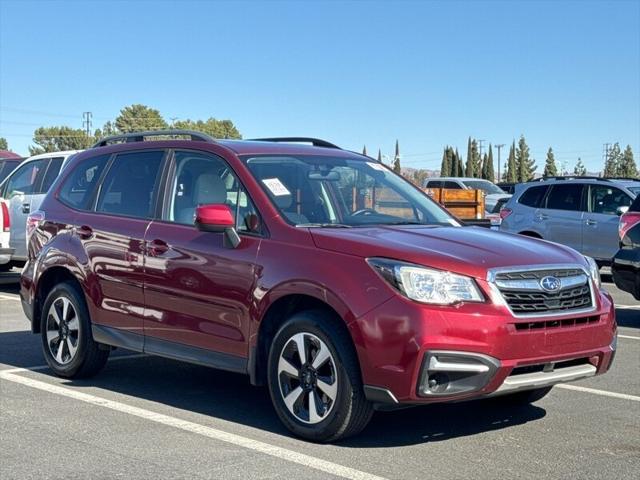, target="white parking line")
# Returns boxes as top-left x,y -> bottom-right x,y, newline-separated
557,384 -> 640,402
619,334 -> 640,340
616,304 -> 640,310
1,353 -> 148,374
0,370 -> 387,480
0,294 -> 19,301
